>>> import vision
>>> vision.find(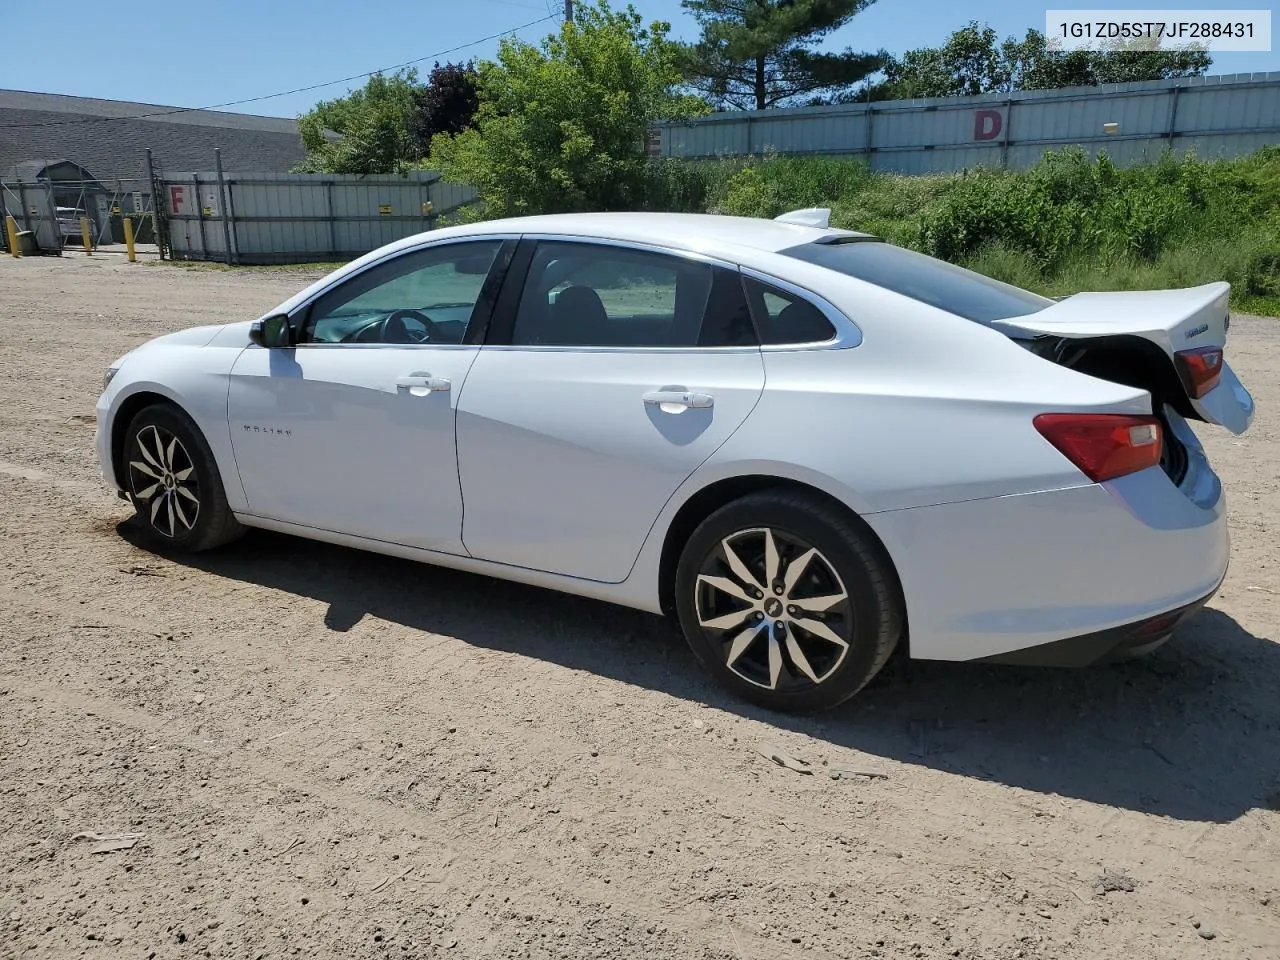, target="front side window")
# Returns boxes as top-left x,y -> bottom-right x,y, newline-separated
300,240 -> 503,345
510,241 -> 755,348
